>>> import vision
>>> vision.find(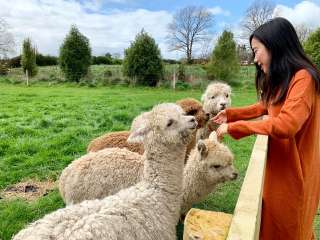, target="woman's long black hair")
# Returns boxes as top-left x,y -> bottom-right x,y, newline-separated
250,17 -> 320,104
